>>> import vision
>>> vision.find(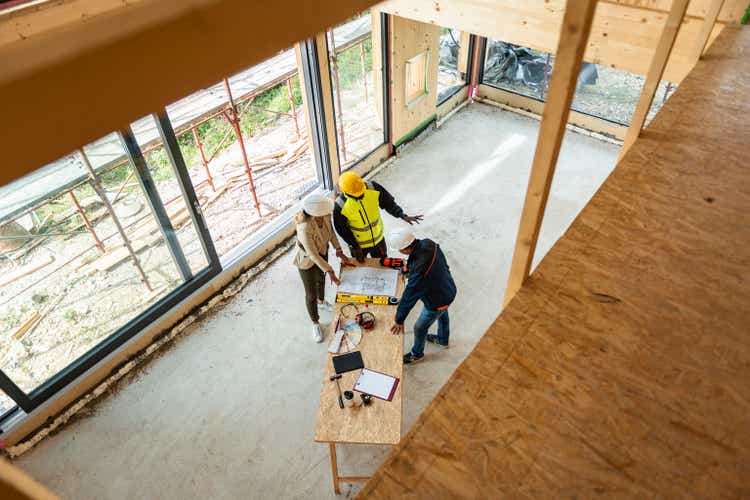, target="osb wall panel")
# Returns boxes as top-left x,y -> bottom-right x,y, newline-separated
359,26 -> 750,499
376,0 -> 745,83
390,15 -> 440,144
